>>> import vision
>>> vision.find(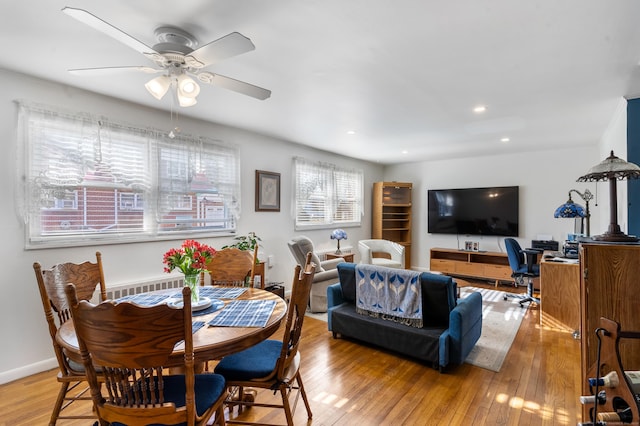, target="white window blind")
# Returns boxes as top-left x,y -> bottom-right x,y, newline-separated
18,102 -> 240,248
293,157 -> 363,229
156,137 -> 240,232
